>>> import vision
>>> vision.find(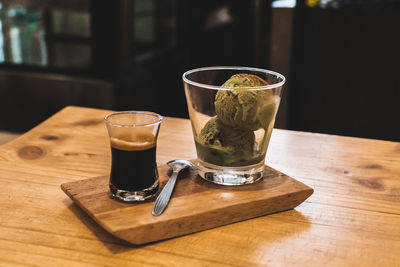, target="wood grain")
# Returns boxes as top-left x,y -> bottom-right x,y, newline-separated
0,106 -> 399,266
61,165 -> 313,244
